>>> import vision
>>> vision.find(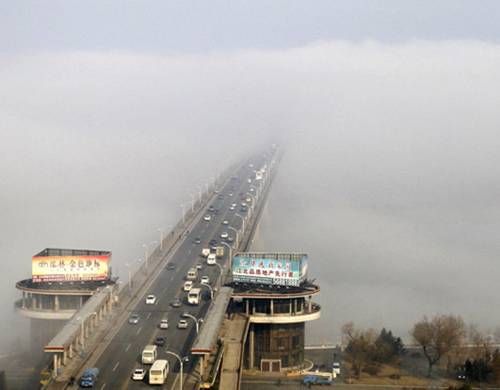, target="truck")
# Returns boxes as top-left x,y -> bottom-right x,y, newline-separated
201,248 -> 210,257
215,246 -> 224,258
79,367 -> 99,388
302,373 -> 332,386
